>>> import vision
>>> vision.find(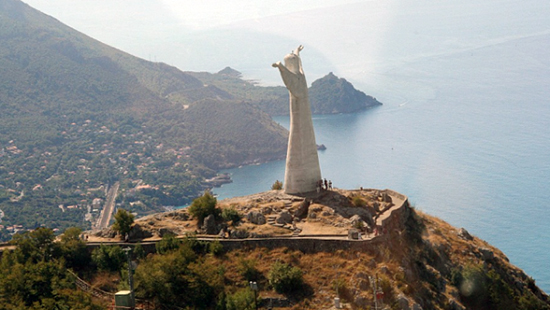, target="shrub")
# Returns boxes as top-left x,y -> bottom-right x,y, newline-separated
226,288 -> 258,310
222,207 -> 242,226
333,277 -> 351,301
156,233 -> 181,254
268,261 -> 303,294
133,242 -> 146,259
271,180 -> 283,190
209,240 -> 223,256
351,196 -> 366,208
188,191 -> 220,227
238,258 -> 260,281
